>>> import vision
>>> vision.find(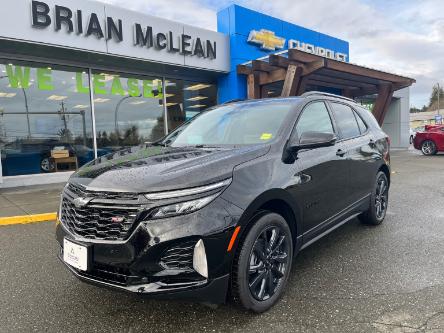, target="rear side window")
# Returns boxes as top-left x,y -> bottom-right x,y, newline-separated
330,103 -> 361,139
354,111 -> 368,134
295,102 -> 334,140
